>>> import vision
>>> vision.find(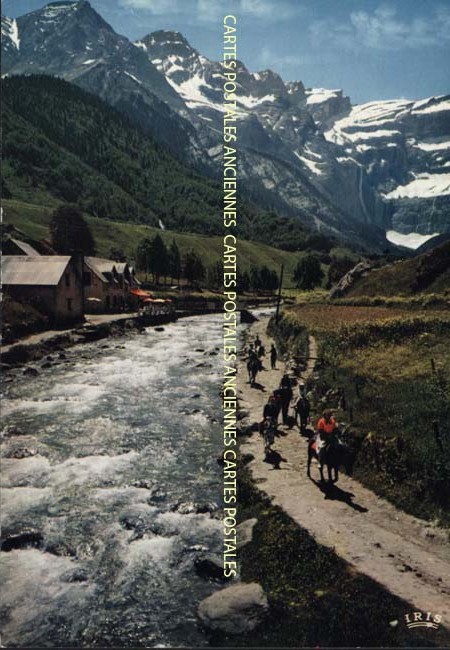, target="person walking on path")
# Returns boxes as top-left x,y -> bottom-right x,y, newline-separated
270,344 -> 277,369
298,381 -> 308,399
295,396 -> 310,433
279,374 -> 293,425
